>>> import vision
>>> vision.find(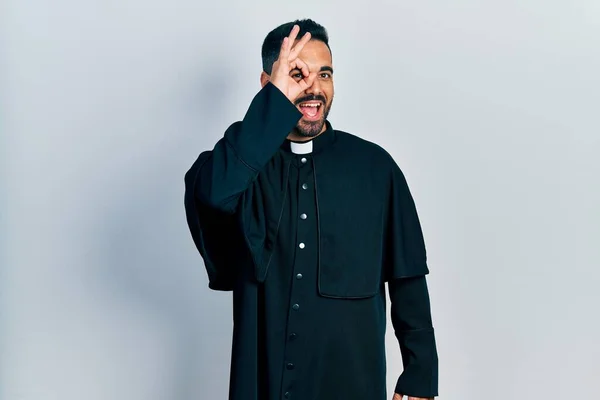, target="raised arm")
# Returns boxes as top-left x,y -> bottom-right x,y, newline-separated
184,25 -> 317,289
189,24 -> 317,214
